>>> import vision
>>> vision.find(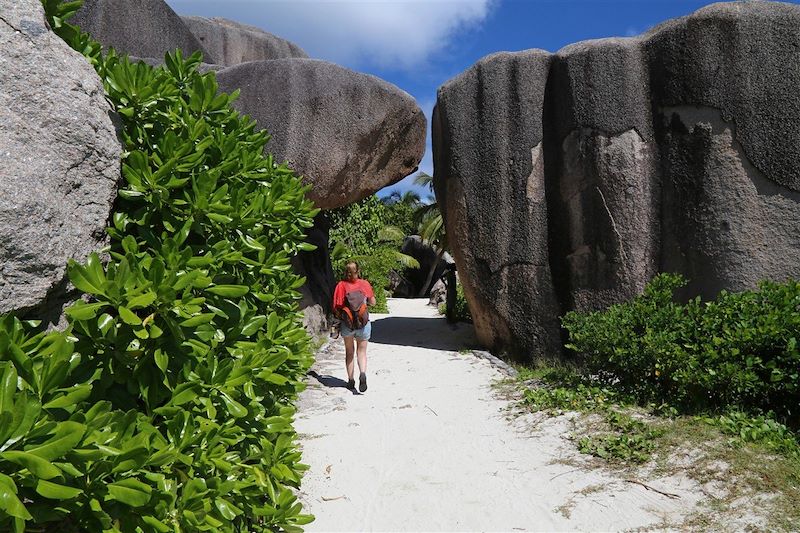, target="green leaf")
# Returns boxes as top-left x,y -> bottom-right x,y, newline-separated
142,516 -> 172,532
65,302 -> 106,321
220,393 -> 247,418
0,474 -> 31,520
97,313 -> 115,335
67,260 -> 100,294
149,323 -> 164,339
35,479 -> 83,500
240,316 -> 267,337
206,285 -> 249,298
214,497 -> 242,520
106,478 -> 152,507
180,314 -> 215,327
85,253 -> 107,289
0,451 -> 62,480
0,363 -> 17,415
118,189 -> 145,199
26,421 -> 85,461
154,350 -> 168,372
118,306 -> 142,326
206,213 -> 233,224
3,394 -> 41,448
43,384 -> 92,410
127,292 -> 157,310
169,383 -> 198,406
